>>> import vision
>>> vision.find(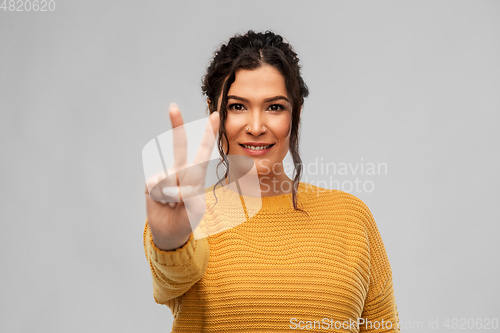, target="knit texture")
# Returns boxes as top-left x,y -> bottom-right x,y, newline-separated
143,182 -> 400,332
